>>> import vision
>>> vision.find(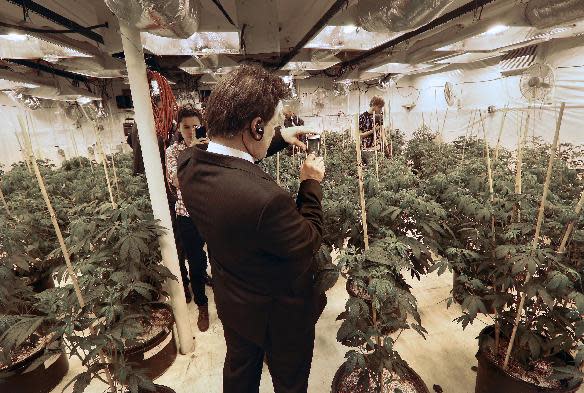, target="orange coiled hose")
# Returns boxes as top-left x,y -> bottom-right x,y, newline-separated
147,70 -> 178,144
